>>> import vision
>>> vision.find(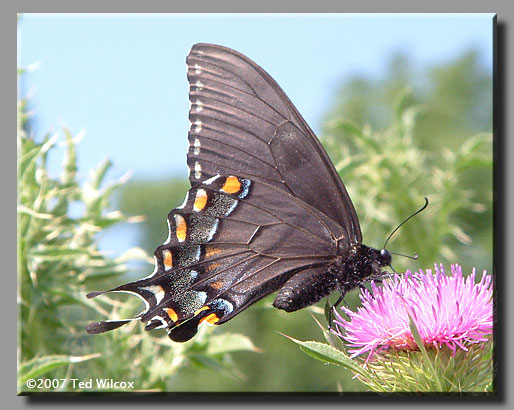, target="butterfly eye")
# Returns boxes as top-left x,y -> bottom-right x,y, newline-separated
380,249 -> 392,266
